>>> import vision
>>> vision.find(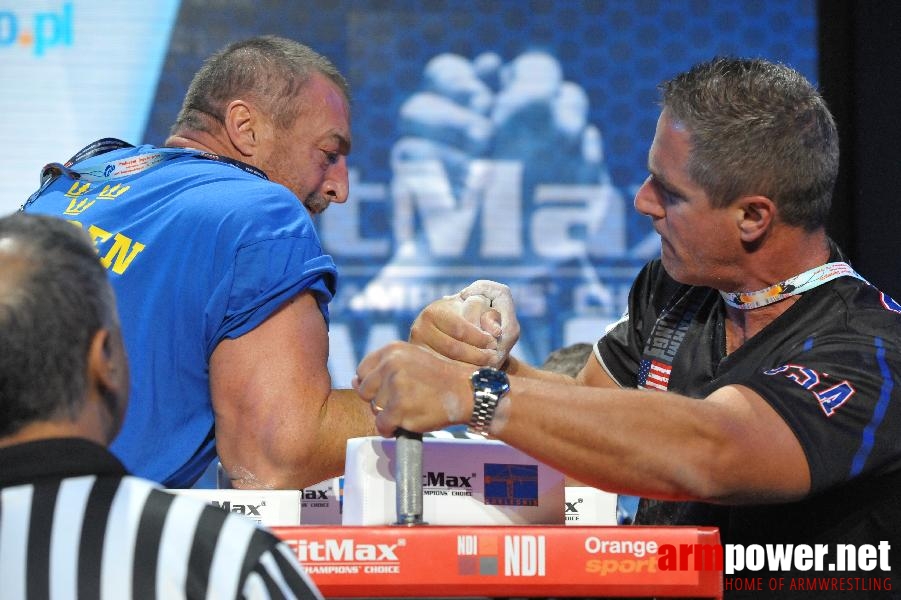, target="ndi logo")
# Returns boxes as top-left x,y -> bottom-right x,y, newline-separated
504,535 -> 546,576
456,534 -> 546,577
457,534 -> 499,576
0,3 -> 73,56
